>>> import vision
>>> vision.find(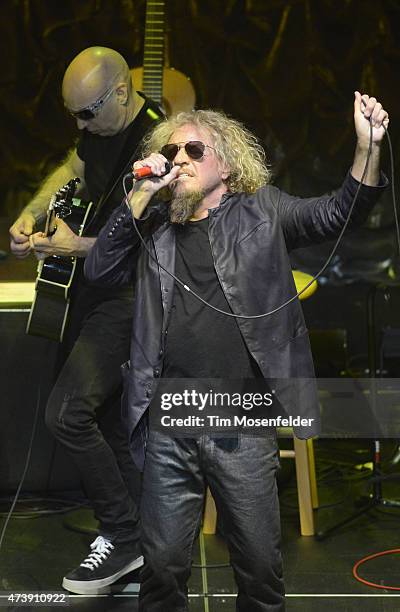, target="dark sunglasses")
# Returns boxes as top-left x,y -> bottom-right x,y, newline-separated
160,141 -> 216,162
68,86 -> 115,121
